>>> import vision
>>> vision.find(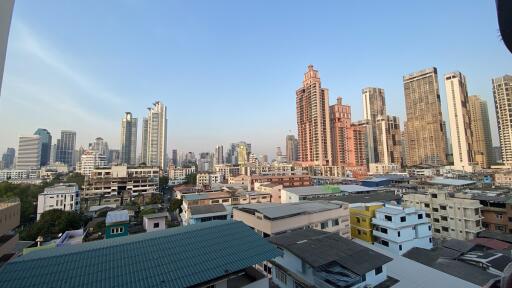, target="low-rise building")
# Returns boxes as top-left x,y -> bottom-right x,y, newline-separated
181,204 -> 230,226
372,205 -> 433,255
254,182 -> 283,203
196,172 -> 224,188
249,174 -> 311,190
350,202 -> 383,243
403,190 -> 483,240
281,184 -> 381,203
269,229 -> 392,288
0,169 -> 41,182
37,183 -> 80,220
369,163 -> 401,174
0,221 -> 282,288
105,210 -> 129,239
233,201 -> 350,238
82,165 -> 159,208
495,170 -> 512,187
143,212 -> 168,232
168,166 -> 196,181
0,199 -> 20,260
